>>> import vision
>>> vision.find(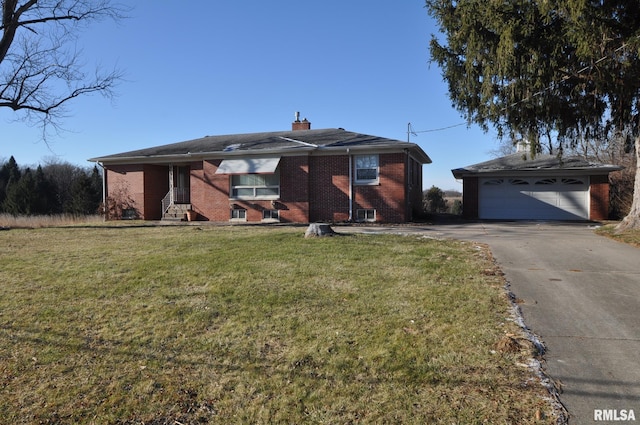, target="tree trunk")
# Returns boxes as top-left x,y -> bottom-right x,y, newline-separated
616,136 -> 640,232
304,223 -> 336,238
